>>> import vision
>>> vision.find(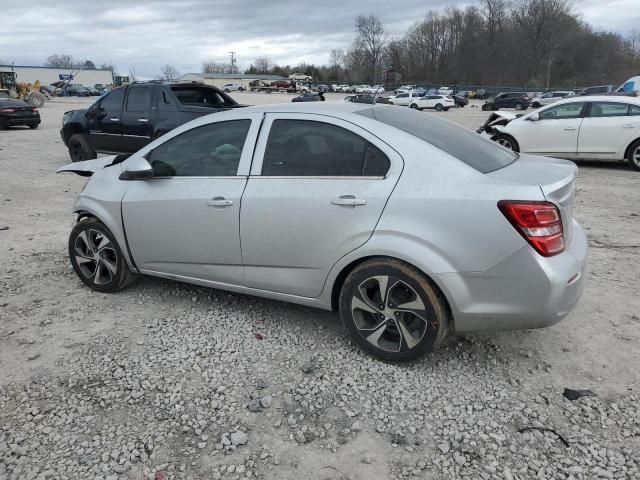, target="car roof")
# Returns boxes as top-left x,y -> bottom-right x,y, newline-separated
237,102 -> 367,115
552,95 -> 640,105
